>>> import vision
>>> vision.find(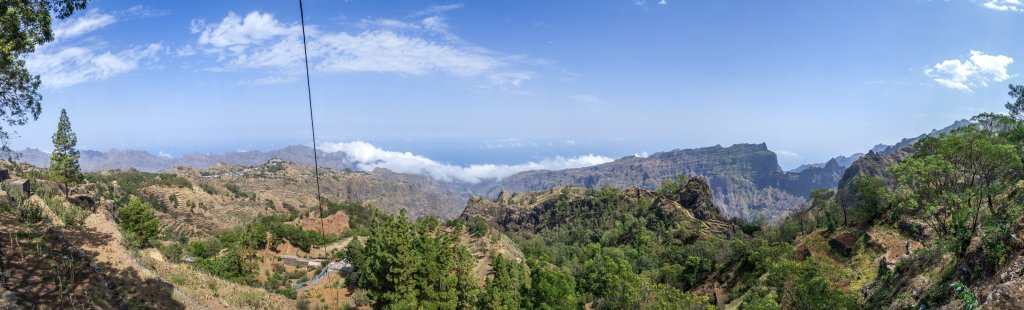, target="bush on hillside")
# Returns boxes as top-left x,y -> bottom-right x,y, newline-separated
118,196 -> 160,248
